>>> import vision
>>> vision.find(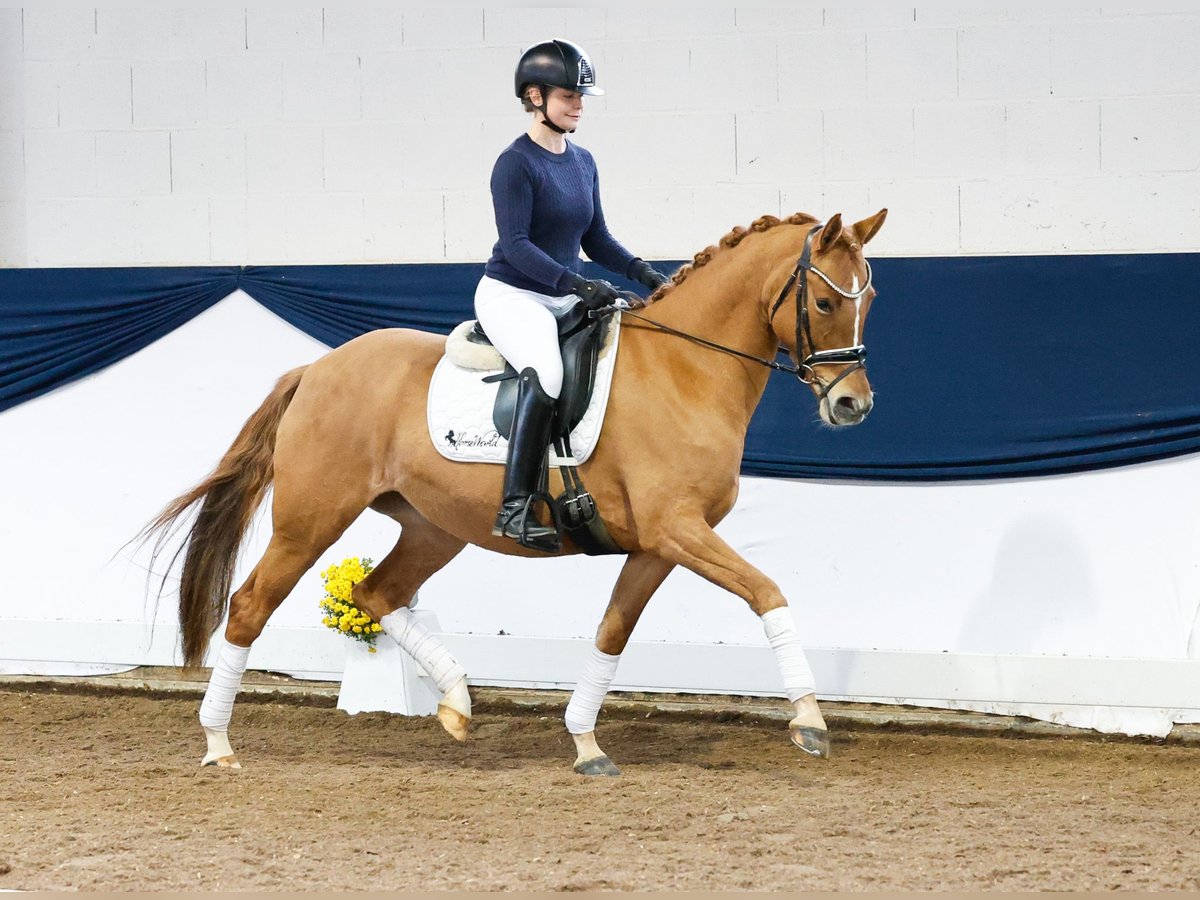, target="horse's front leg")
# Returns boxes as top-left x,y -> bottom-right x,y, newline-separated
651,517 -> 830,758
567,552 -> 674,776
